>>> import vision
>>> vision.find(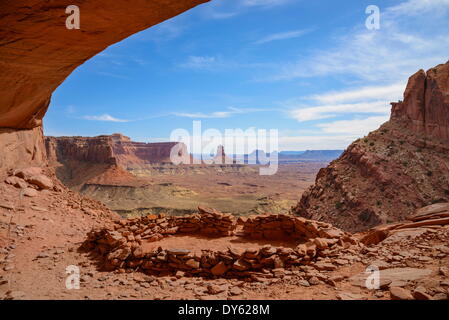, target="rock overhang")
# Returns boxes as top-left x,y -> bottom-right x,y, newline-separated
0,0 -> 210,129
